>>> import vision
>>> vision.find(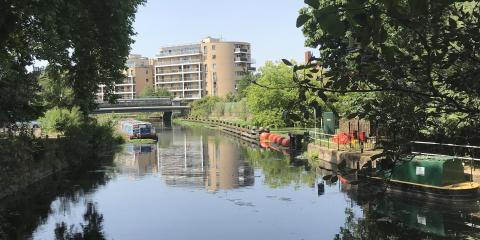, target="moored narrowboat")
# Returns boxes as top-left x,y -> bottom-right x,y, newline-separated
119,119 -> 158,140
371,155 -> 479,200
